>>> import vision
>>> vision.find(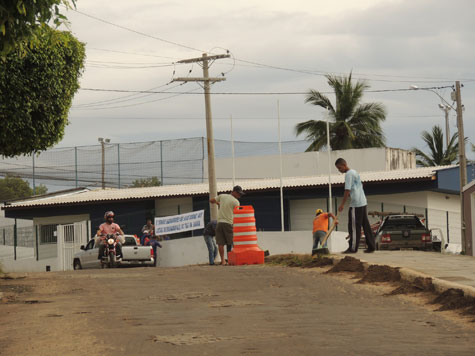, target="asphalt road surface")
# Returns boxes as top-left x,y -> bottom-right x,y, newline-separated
1,265 -> 474,356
